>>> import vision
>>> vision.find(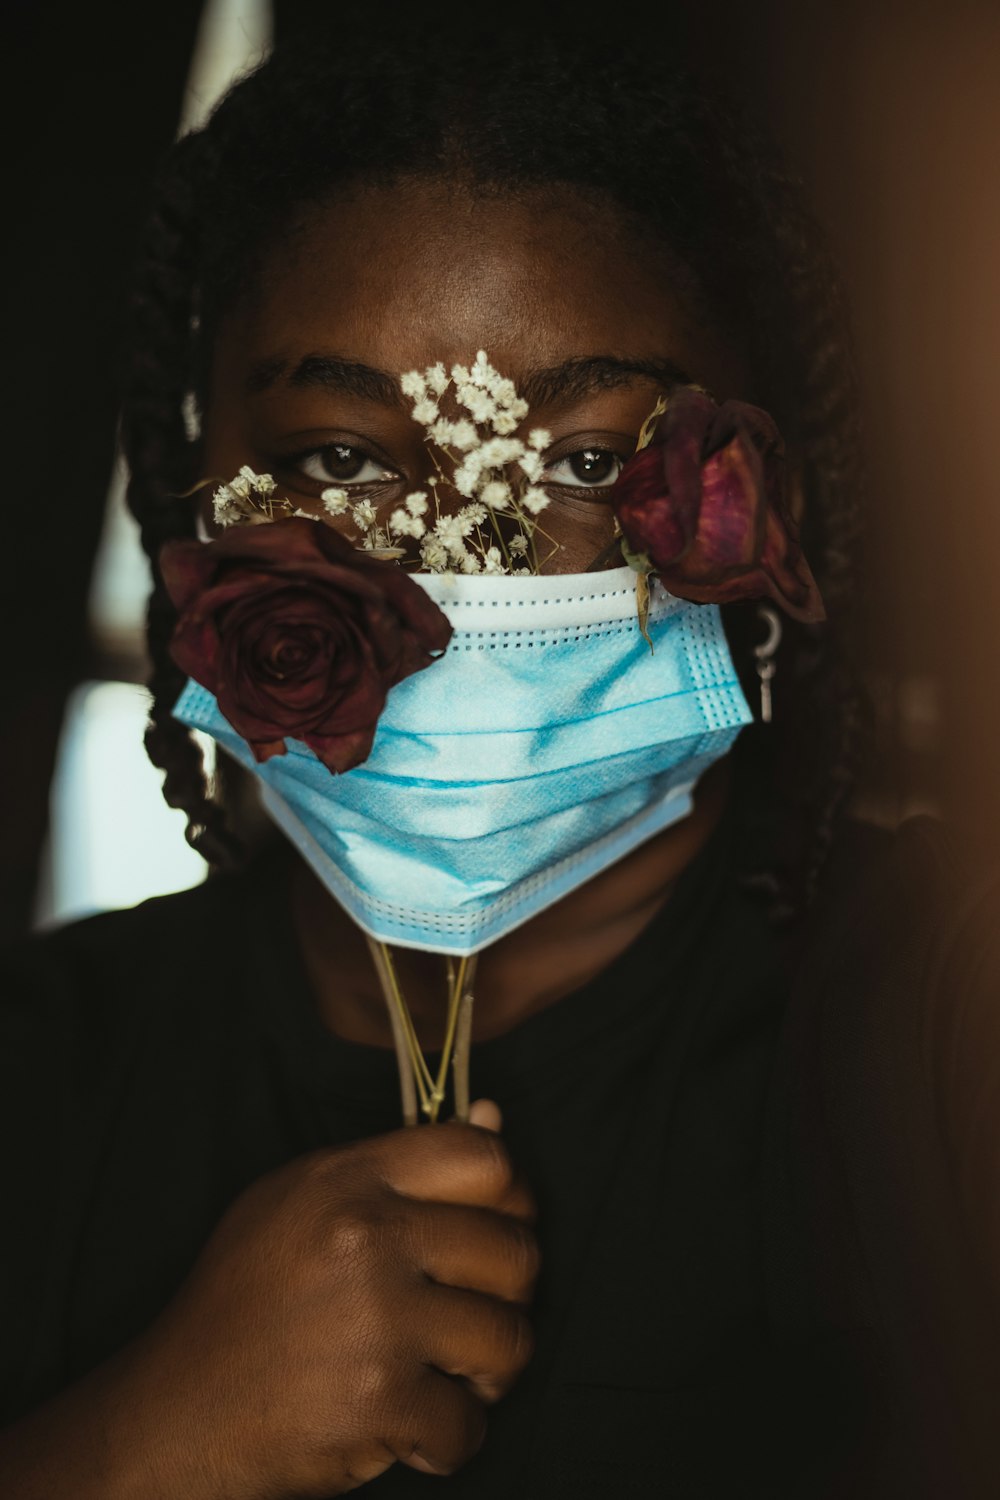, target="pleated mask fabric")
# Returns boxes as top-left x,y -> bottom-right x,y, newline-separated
173,565 -> 751,955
